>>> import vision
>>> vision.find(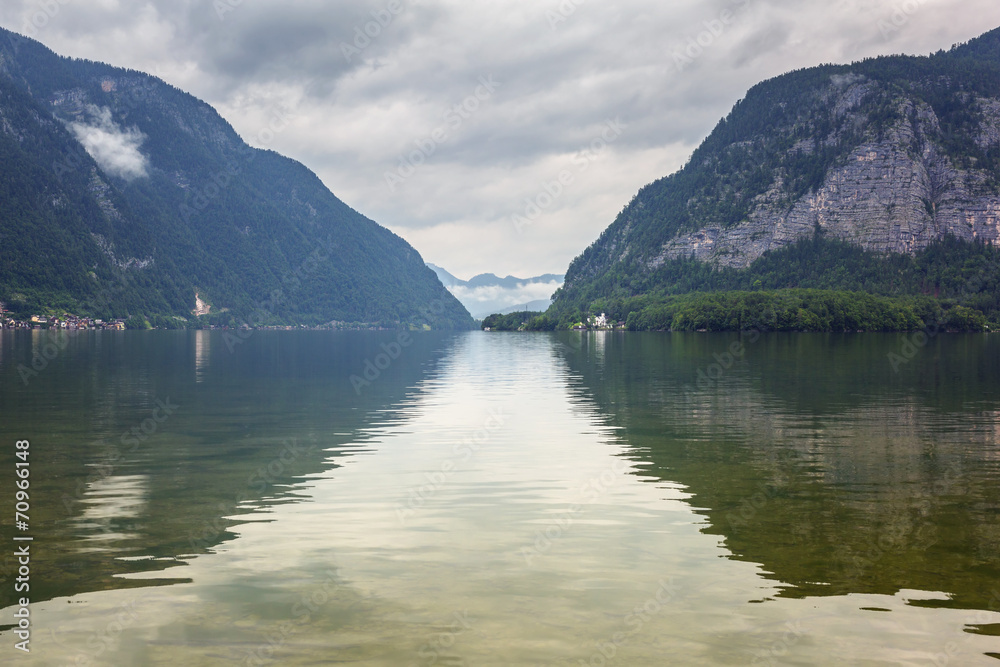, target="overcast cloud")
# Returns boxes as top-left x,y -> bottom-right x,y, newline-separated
68,104 -> 150,180
3,0 -> 998,277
